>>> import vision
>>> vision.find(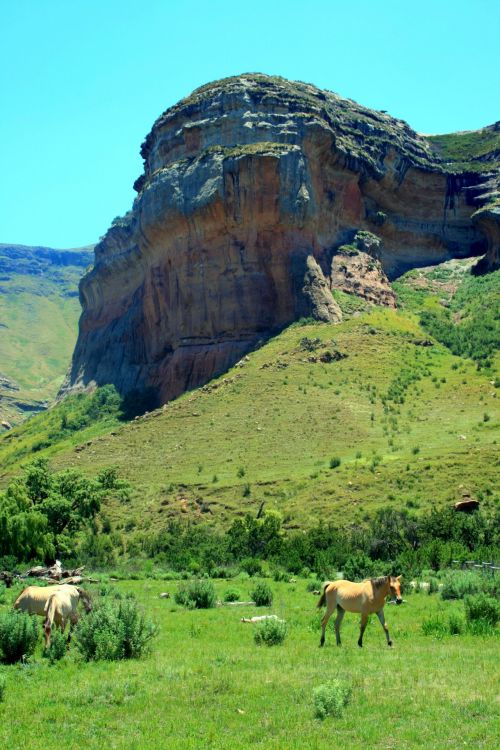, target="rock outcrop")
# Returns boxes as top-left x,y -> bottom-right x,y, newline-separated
64,74 -> 499,405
